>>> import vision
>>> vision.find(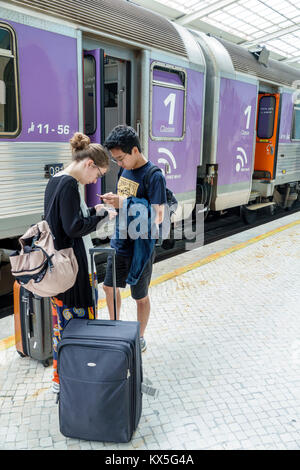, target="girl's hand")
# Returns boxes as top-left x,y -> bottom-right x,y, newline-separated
94,203 -> 106,214
106,208 -> 118,220
94,204 -> 117,220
